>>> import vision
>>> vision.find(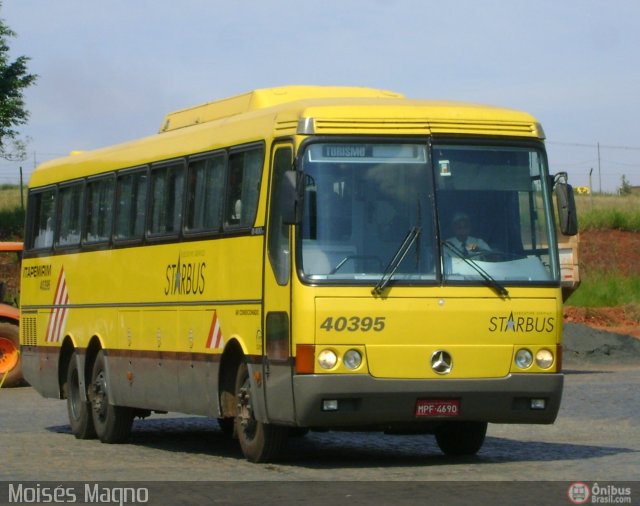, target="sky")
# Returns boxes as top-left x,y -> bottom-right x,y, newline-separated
1,0 -> 639,193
